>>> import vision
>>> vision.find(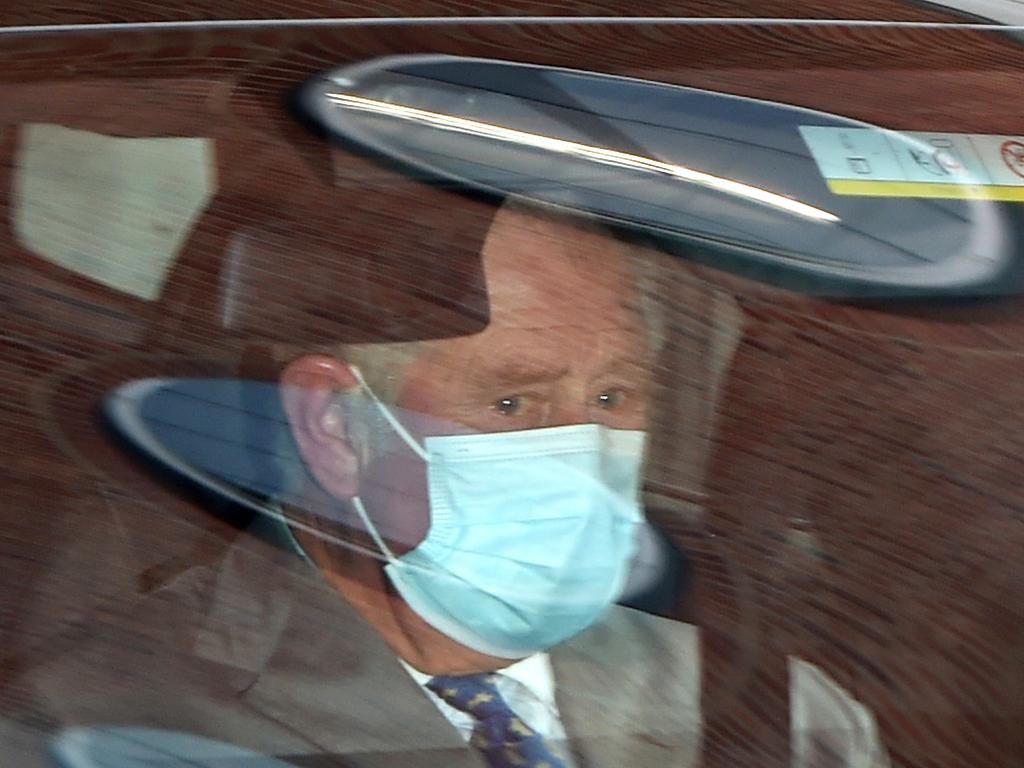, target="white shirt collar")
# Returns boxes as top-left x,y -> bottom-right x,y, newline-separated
399,652 -> 555,700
